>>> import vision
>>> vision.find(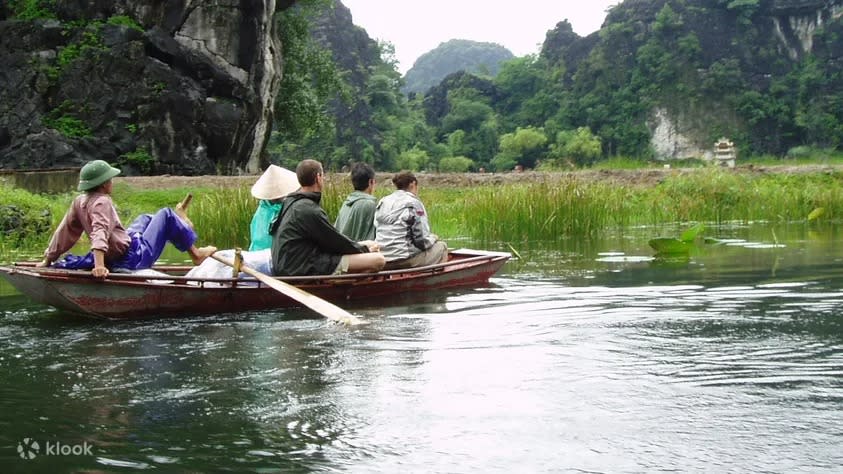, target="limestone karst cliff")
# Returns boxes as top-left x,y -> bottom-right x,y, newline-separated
537,0 -> 843,160
0,0 -> 293,175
